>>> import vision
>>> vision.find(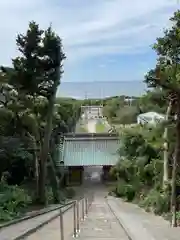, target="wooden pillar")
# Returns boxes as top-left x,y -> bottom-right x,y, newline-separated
103,166 -> 111,182
102,166 -> 105,182
66,167 -> 70,186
